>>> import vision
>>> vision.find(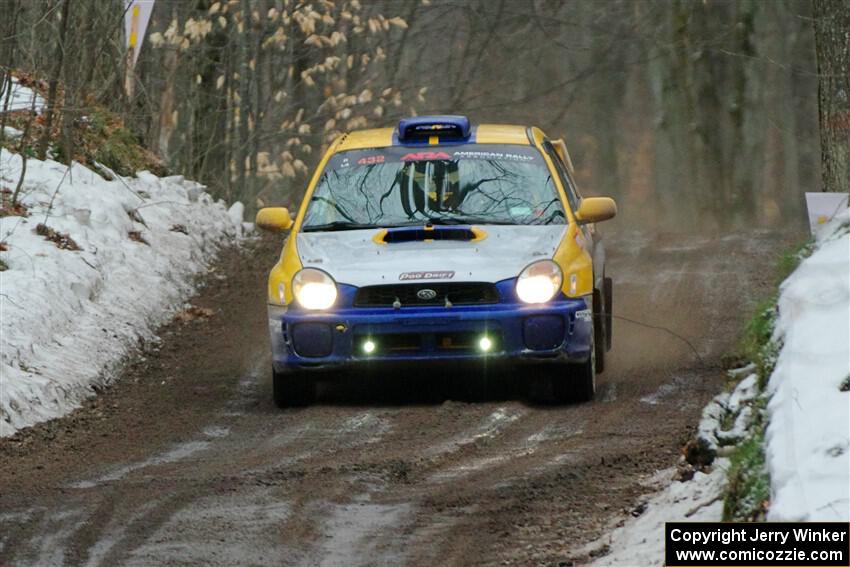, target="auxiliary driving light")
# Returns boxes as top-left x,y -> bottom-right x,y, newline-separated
362,340 -> 376,354
478,336 -> 493,352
